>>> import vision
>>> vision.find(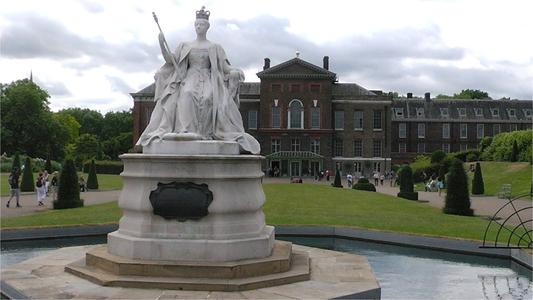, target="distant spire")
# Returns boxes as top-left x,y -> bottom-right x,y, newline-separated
295,50 -> 300,58
30,70 -> 33,82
